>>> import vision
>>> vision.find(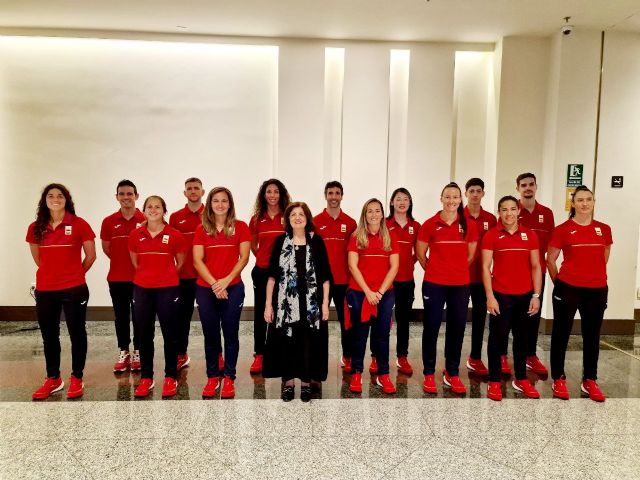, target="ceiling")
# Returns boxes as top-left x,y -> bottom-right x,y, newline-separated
1,0 -> 640,43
